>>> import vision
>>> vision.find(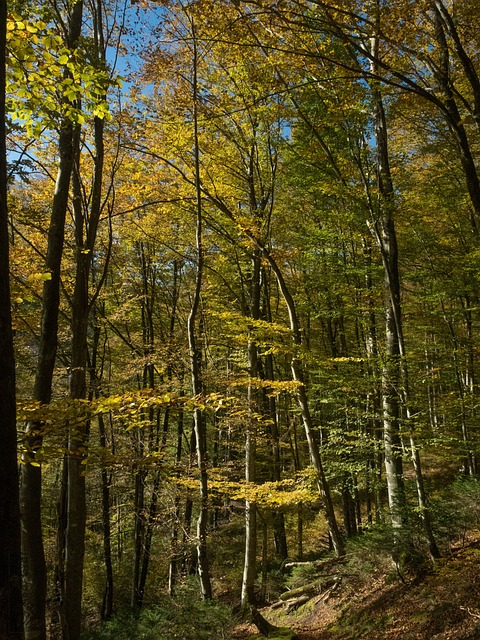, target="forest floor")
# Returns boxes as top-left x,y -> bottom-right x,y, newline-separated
231,529 -> 480,640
